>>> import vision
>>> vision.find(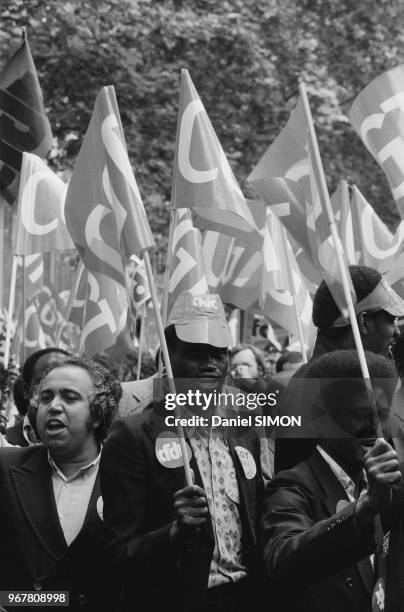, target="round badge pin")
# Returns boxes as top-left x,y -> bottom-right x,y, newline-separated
96,496 -> 104,521
155,431 -> 192,468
